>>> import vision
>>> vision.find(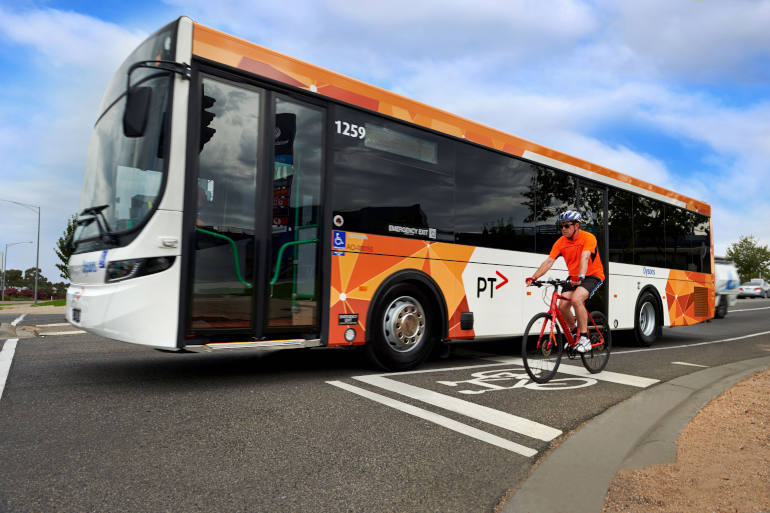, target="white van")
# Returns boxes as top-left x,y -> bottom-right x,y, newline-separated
714,258 -> 740,318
